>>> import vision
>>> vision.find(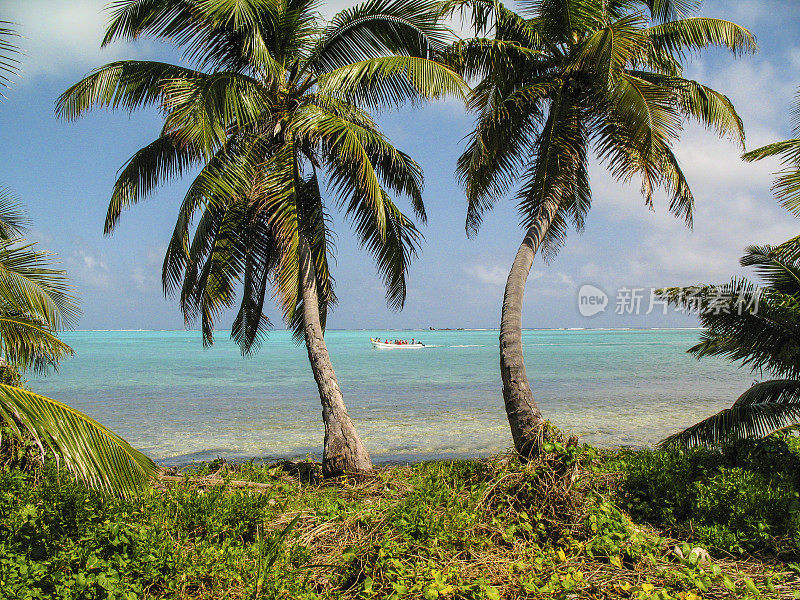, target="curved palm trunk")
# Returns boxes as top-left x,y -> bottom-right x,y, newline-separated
298,238 -> 372,477
500,202 -> 559,456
